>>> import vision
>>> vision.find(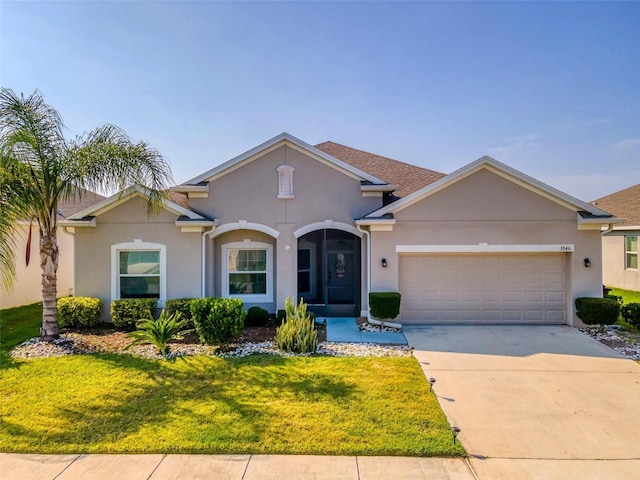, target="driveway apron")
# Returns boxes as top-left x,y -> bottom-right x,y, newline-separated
404,325 -> 640,479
